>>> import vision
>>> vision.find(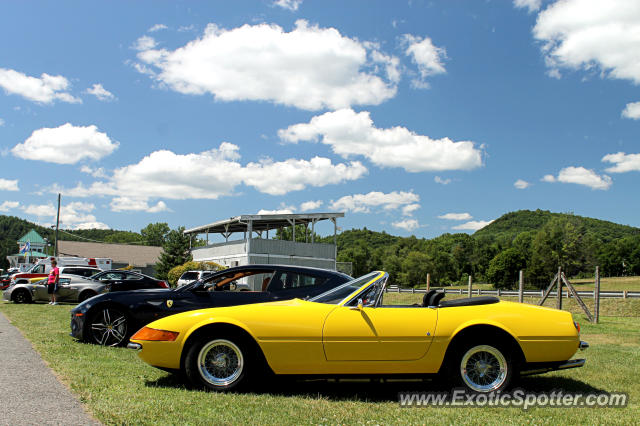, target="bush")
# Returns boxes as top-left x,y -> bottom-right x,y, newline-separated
167,261 -> 226,287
